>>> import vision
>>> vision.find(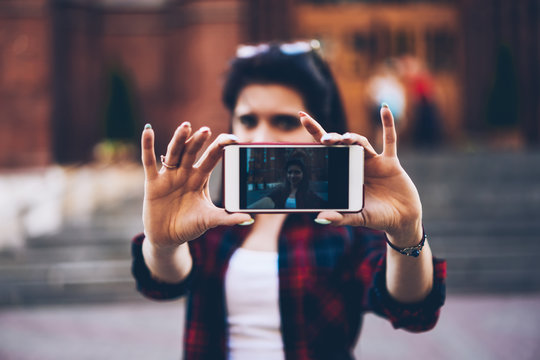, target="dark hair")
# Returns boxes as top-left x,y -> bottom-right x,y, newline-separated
285,157 -> 305,171
222,42 -> 348,133
284,157 -> 309,191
